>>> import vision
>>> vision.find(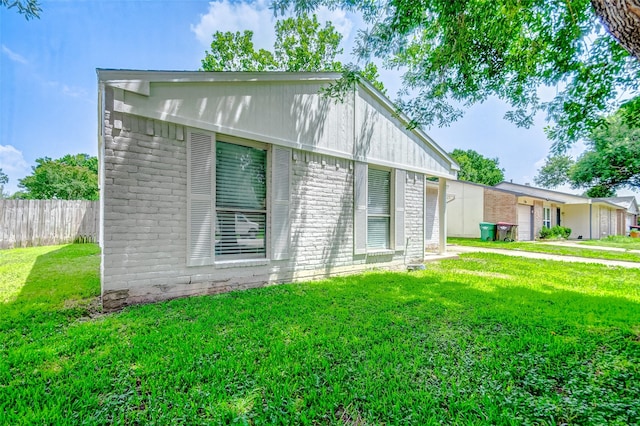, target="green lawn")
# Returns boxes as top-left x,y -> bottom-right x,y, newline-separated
449,237 -> 640,263
1,244 -> 639,424
579,235 -> 640,251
